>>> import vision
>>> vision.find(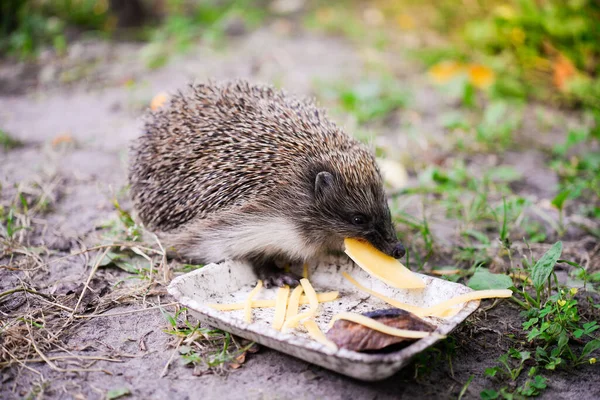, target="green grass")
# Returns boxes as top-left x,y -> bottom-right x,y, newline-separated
0,129 -> 23,150
160,306 -> 255,372
1,0 -> 109,58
